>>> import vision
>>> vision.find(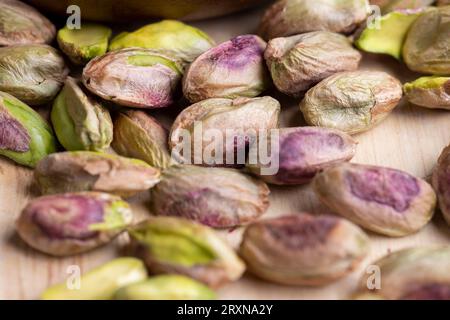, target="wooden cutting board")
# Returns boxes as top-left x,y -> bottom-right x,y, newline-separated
1,6 -> 449,300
